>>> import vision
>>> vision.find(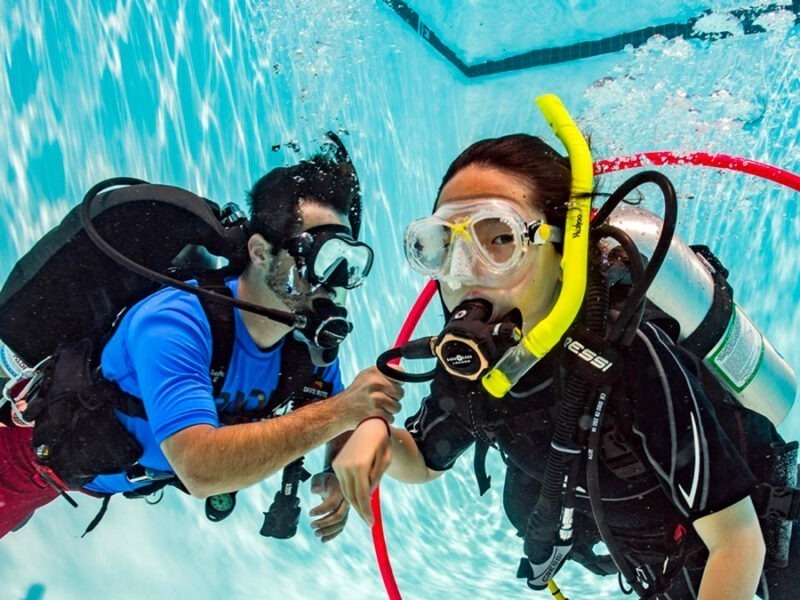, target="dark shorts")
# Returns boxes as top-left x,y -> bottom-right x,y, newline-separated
0,425 -> 59,537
